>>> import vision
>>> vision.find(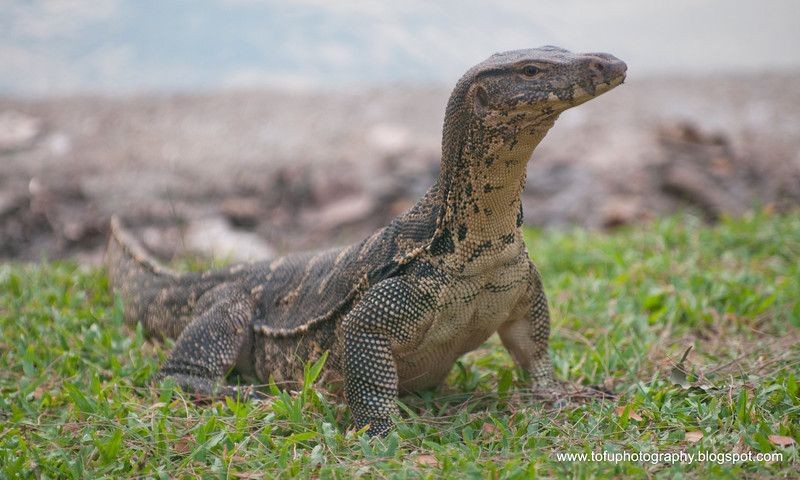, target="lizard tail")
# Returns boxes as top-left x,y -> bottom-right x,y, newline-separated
107,215 -> 179,286
105,216 -> 199,340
